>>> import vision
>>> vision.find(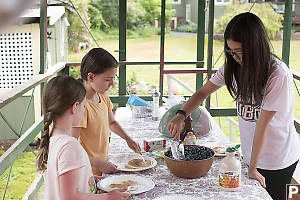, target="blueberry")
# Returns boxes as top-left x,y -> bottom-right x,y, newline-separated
165,146 -> 214,161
